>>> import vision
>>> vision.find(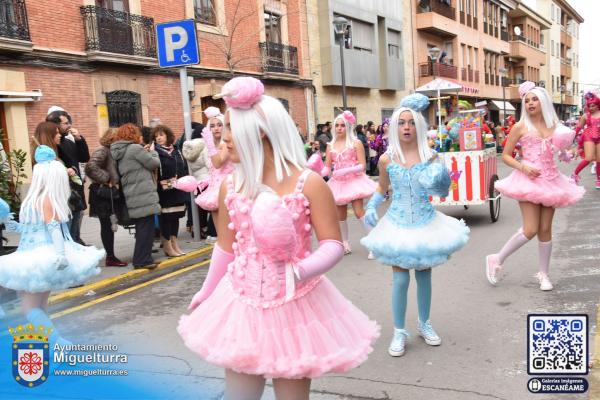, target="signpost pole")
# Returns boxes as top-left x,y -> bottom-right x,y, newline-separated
179,66 -> 201,242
